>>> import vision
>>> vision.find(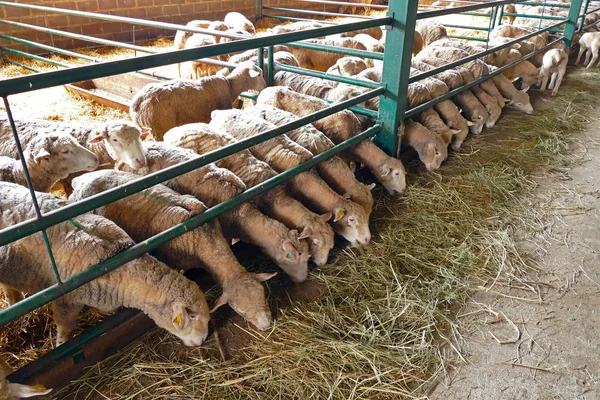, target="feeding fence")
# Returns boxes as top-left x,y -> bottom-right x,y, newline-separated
0,0 -> 587,390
